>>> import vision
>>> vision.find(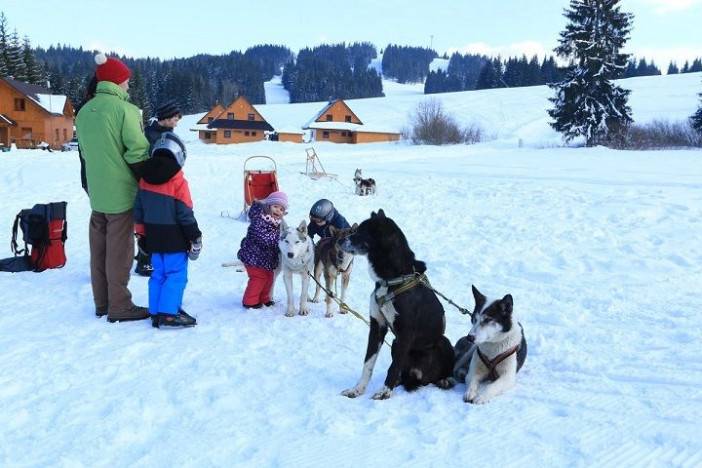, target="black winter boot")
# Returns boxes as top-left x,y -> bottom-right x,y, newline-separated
151,310 -> 197,328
